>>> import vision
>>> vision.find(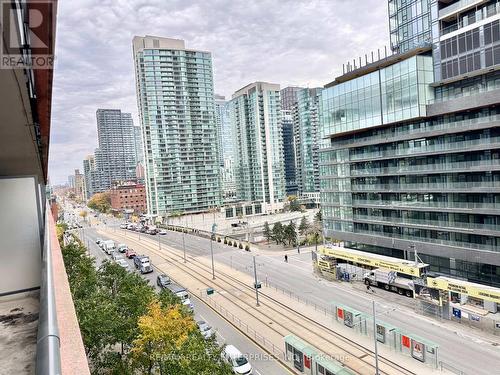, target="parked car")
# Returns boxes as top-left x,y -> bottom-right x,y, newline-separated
117,243 -> 128,253
116,259 -> 129,270
96,238 -> 102,245
156,274 -> 171,288
112,253 -> 124,261
147,229 -> 157,235
119,223 -> 127,229
159,229 -> 167,235
127,224 -> 136,230
197,321 -> 213,339
140,227 -> 147,233
222,345 -> 252,375
125,249 -> 137,259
